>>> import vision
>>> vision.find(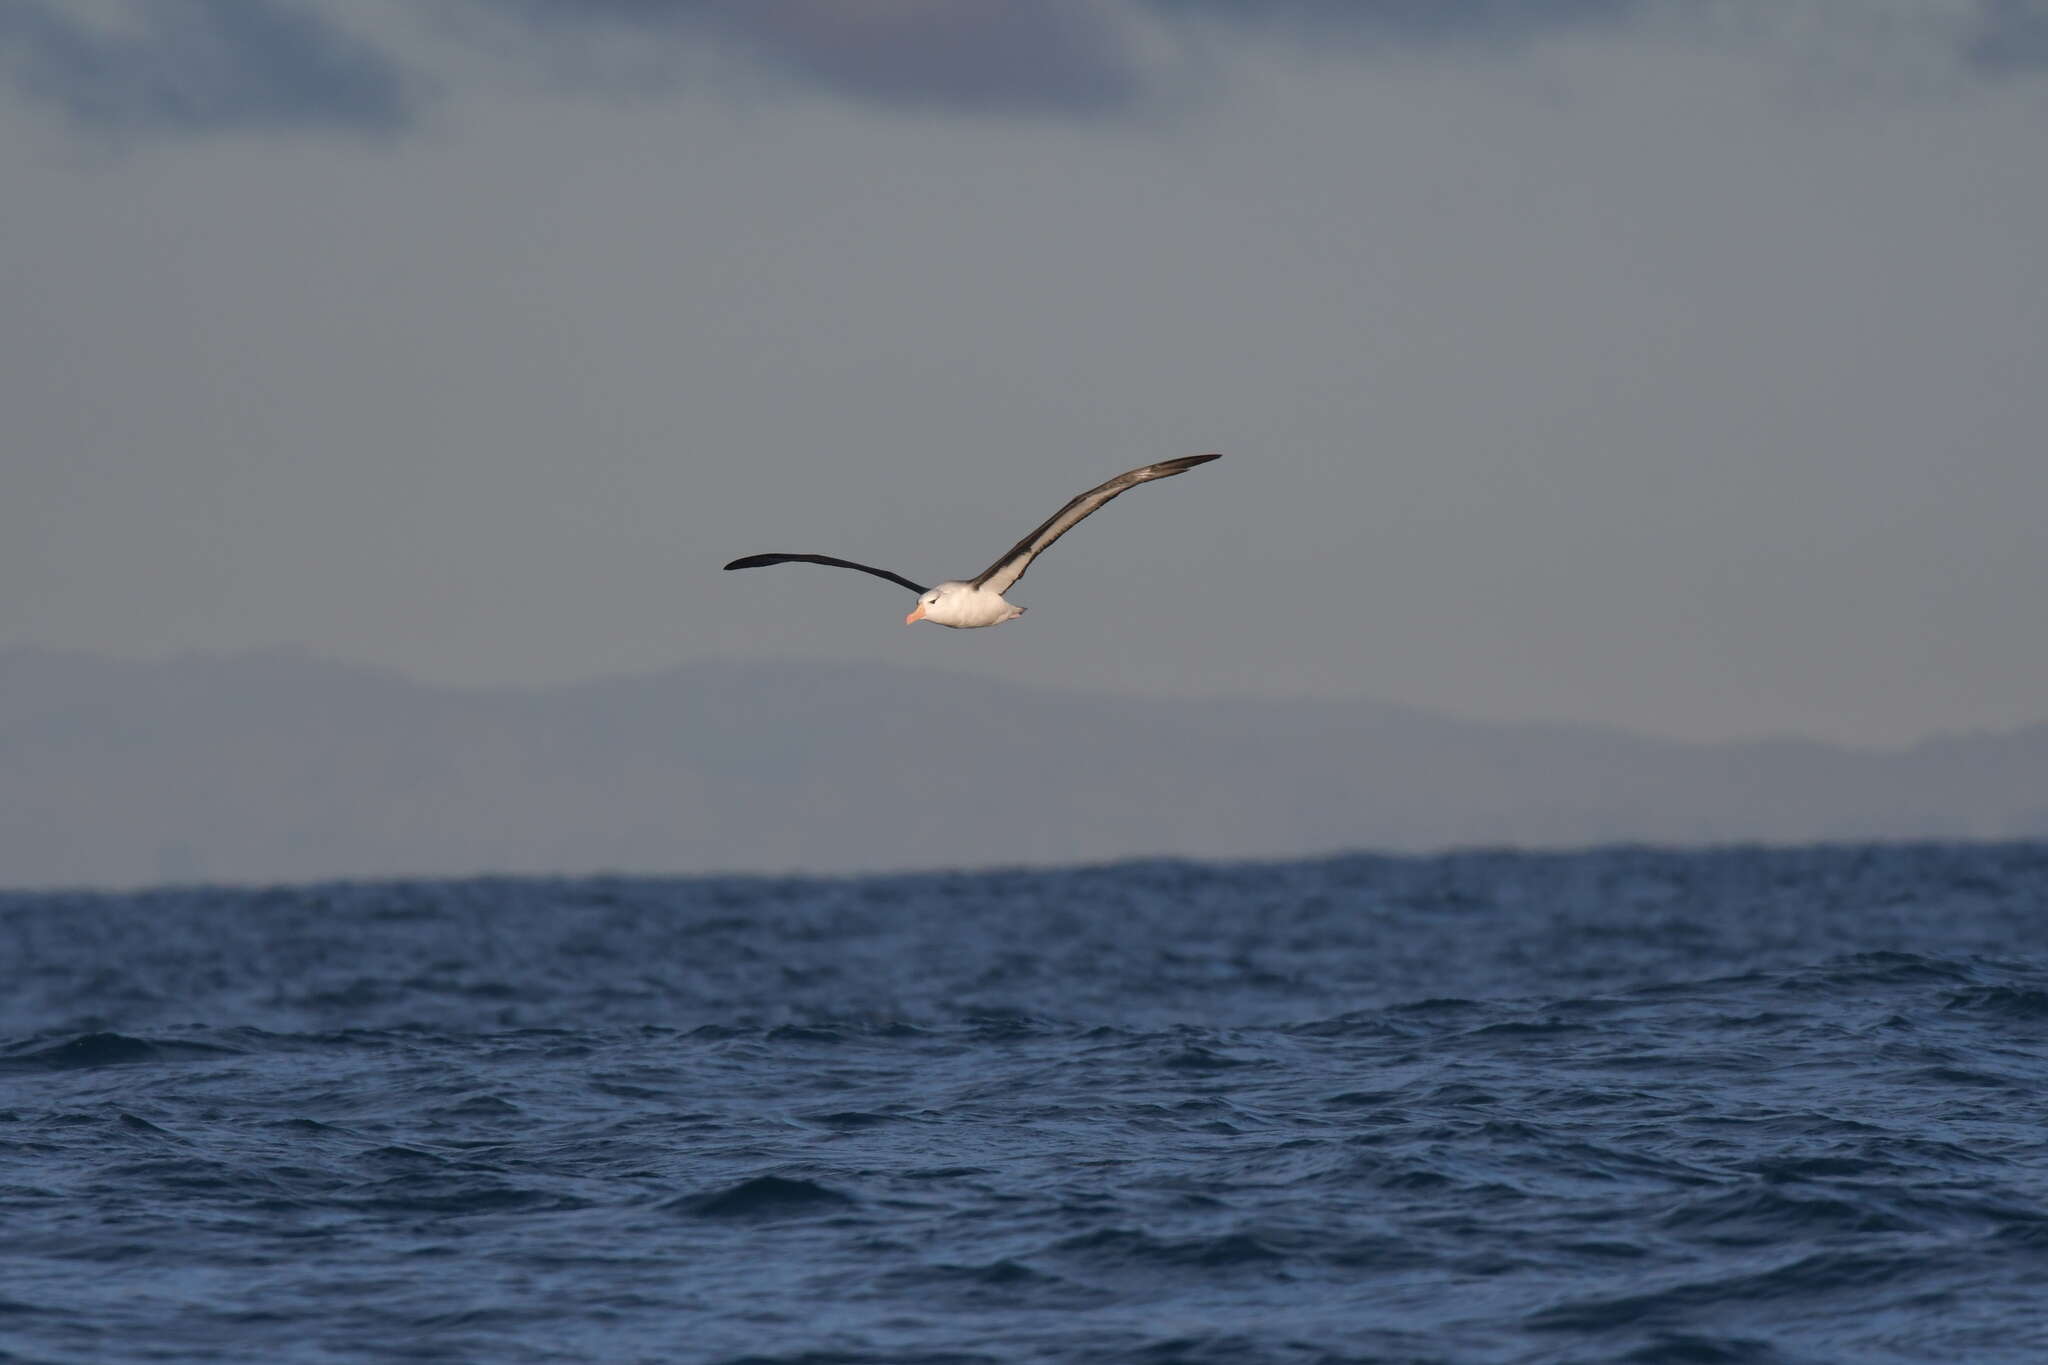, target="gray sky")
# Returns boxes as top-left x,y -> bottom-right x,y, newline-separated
5,0 -> 2046,747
